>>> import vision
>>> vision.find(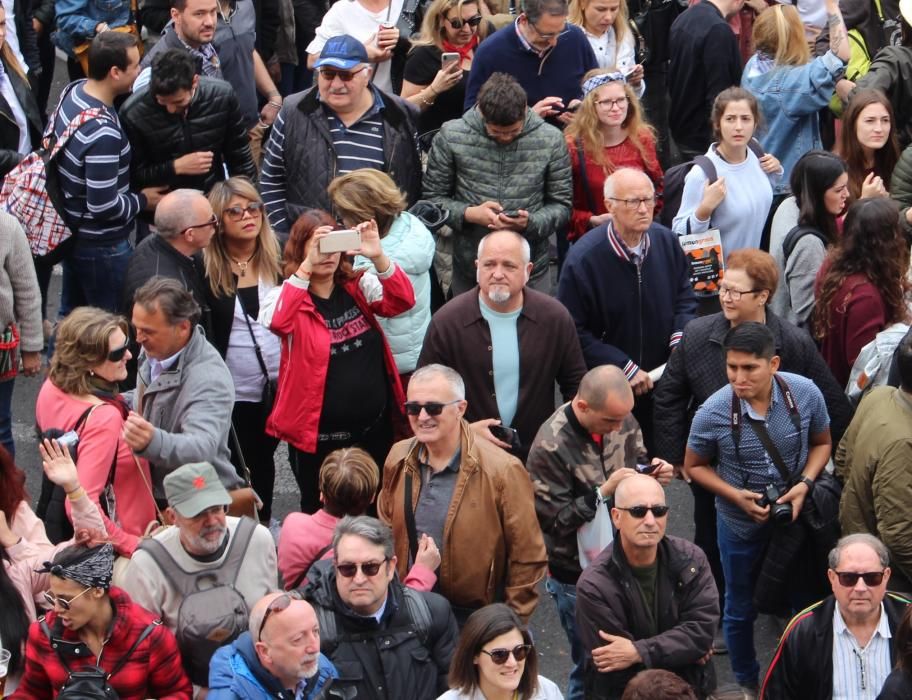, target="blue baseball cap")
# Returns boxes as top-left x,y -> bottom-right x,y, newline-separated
314,34 -> 370,70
